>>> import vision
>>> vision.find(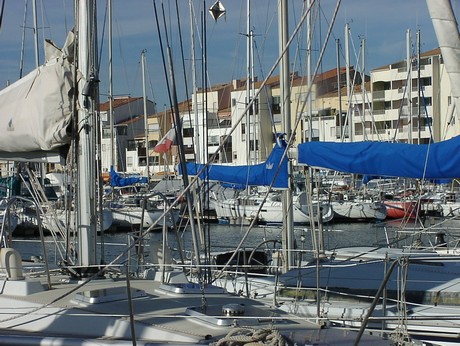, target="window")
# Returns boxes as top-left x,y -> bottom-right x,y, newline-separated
102,128 -> 111,138
127,140 -> 137,151
116,126 -> 127,136
183,128 -> 194,137
249,140 -> 259,151
209,135 -> 219,145
220,119 -> 231,127
271,96 -> 281,114
247,98 -> 259,115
